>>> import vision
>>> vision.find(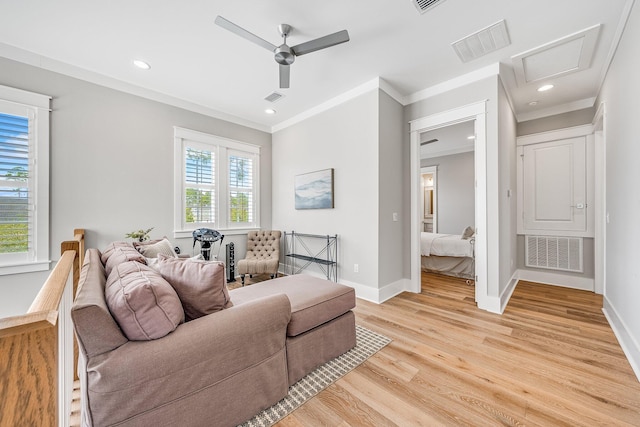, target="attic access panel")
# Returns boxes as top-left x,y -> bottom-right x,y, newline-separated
511,24 -> 601,85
